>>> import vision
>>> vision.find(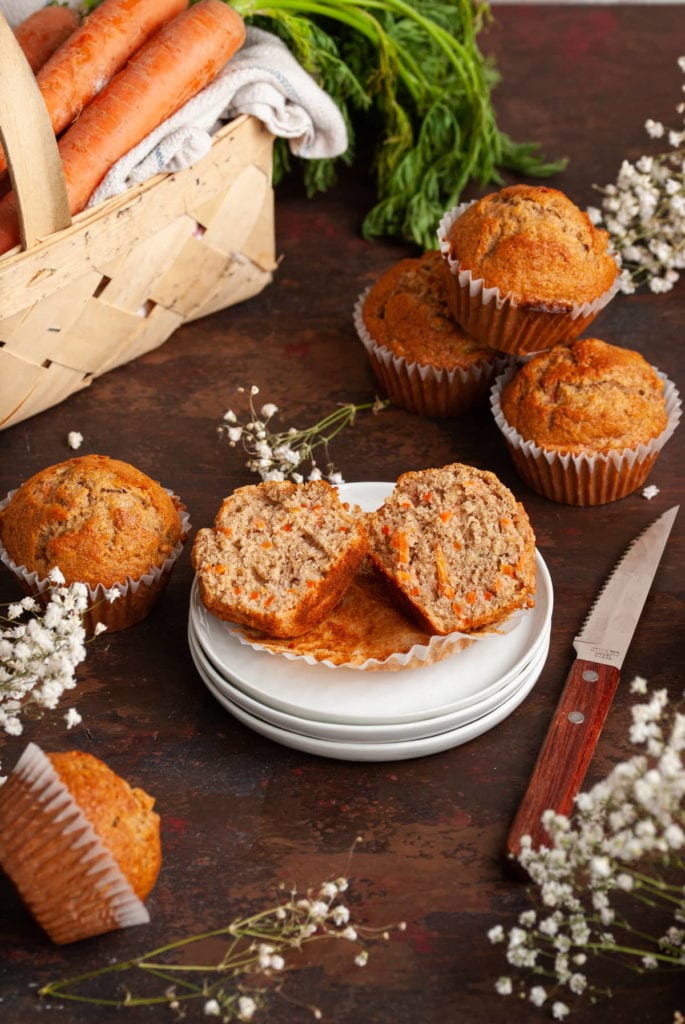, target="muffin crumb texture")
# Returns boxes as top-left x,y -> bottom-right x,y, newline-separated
192,479 -> 368,638
500,338 -> 668,454
446,185 -> 618,309
366,463 -> 536,635
0,455 -> 183,587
